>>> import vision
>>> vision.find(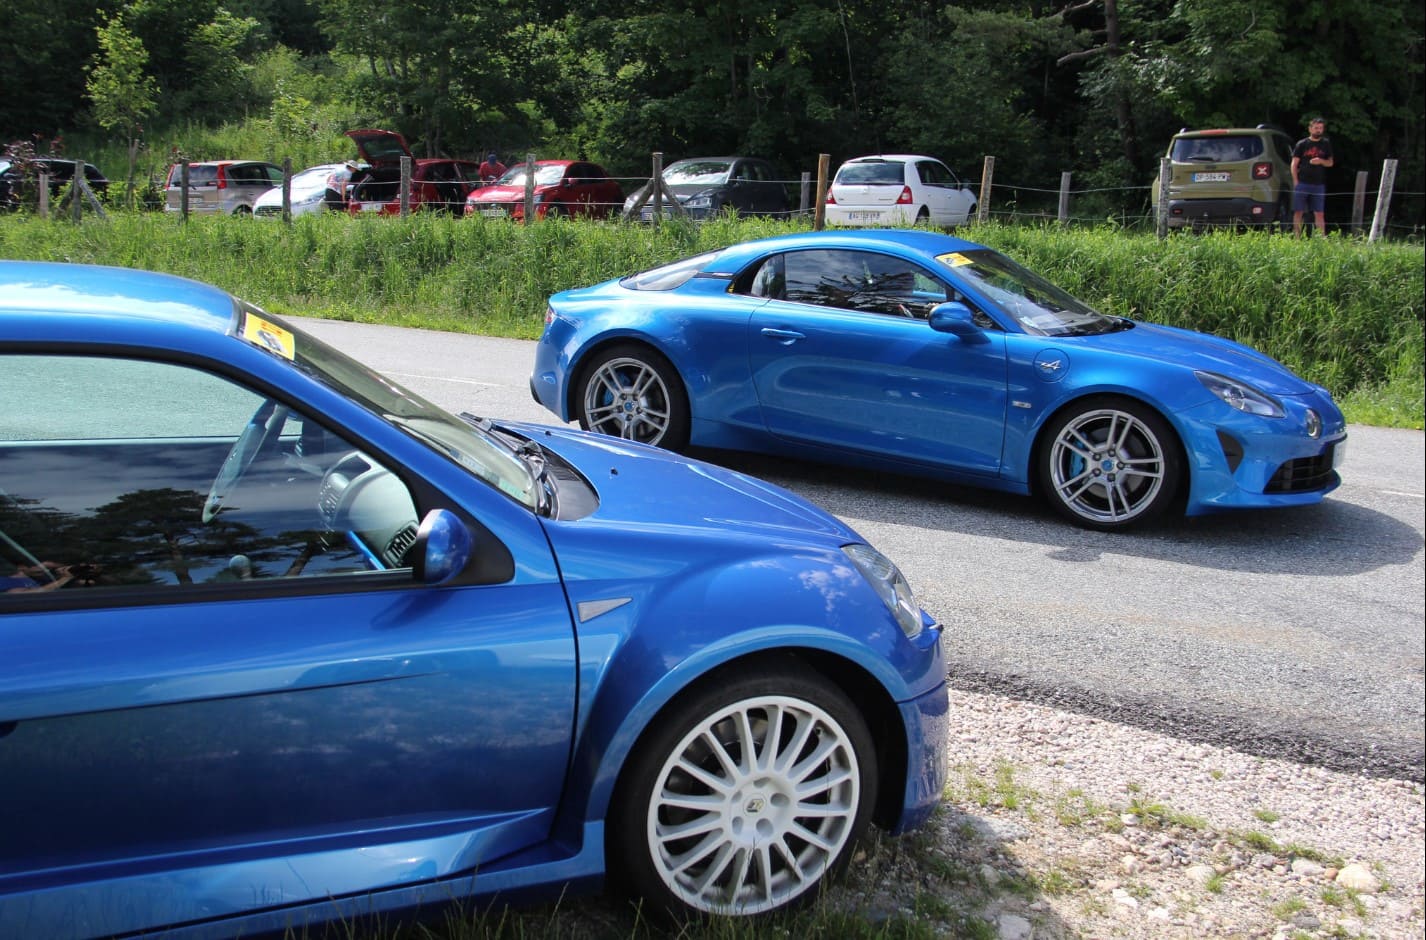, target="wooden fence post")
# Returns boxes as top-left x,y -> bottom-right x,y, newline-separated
1156,158 -> 1171,238
282,157 -> 293,225
800,171 -> 811,217
180,162 -> 190,220
523,153 -> 537,222
1058,172 -> 1071,226
813,154 -> 830,230
399,156 -> 412,217
38,172 -> 50,219
1352,170 -> 1368,232
1369,159 -> 1398,243
651,152 -> 664,226
977,156 -> 994,223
